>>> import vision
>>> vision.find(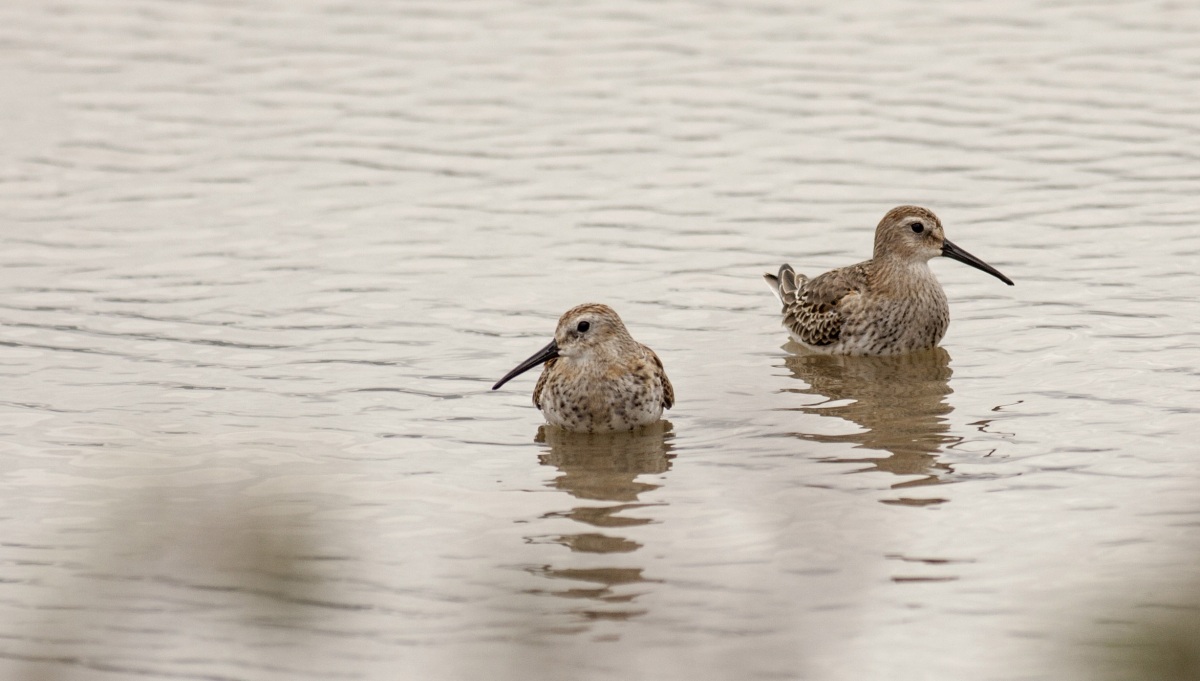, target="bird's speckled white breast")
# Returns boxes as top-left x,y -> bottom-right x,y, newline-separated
538,356 -> 665,432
